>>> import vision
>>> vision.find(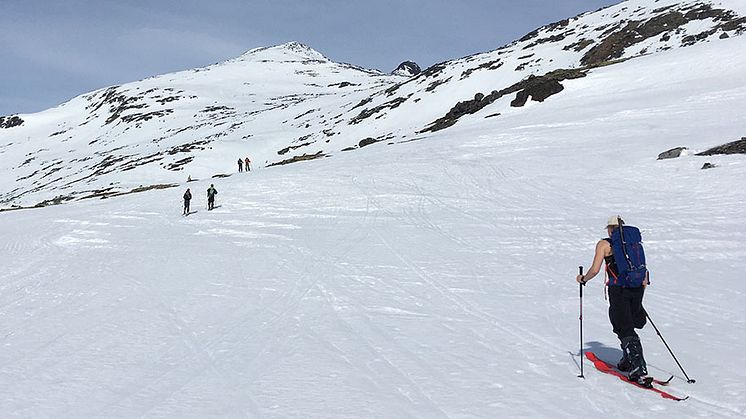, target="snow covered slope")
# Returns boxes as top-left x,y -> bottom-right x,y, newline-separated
1,22 -> 746,418
1,0 -> 745,210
